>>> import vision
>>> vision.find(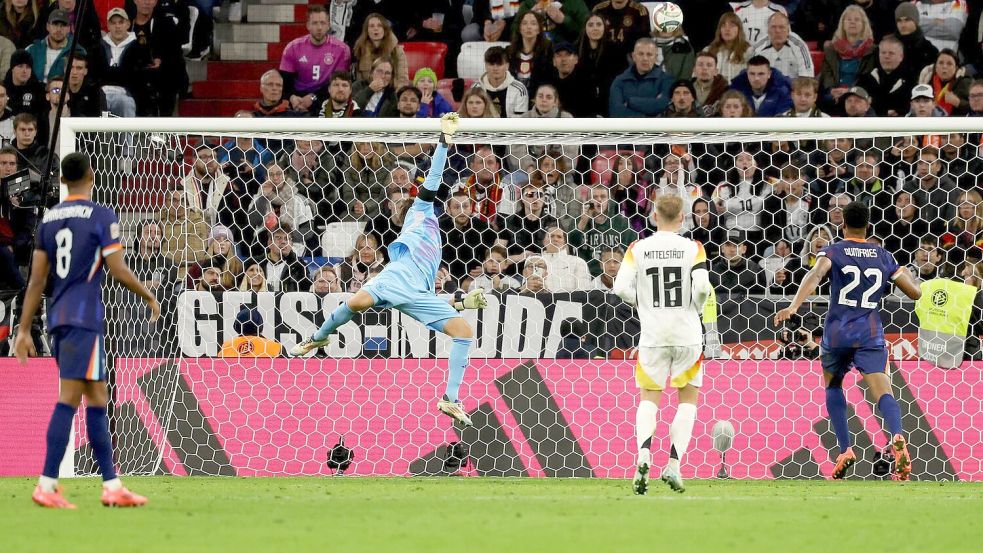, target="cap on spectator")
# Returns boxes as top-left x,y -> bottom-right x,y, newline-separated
895,3 -> 919,24
911,83 -> 934,100
553,41 -> 576,54
10,49 -> 31,68
670,79 -> 697,97
208,224 -> 233,245
48,9 -> 69,25
234,307 -> 263,337
106,7 -> 129,22
412,67 -> 438,87
842,86 -> 870,102
724,230 -> 747,245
